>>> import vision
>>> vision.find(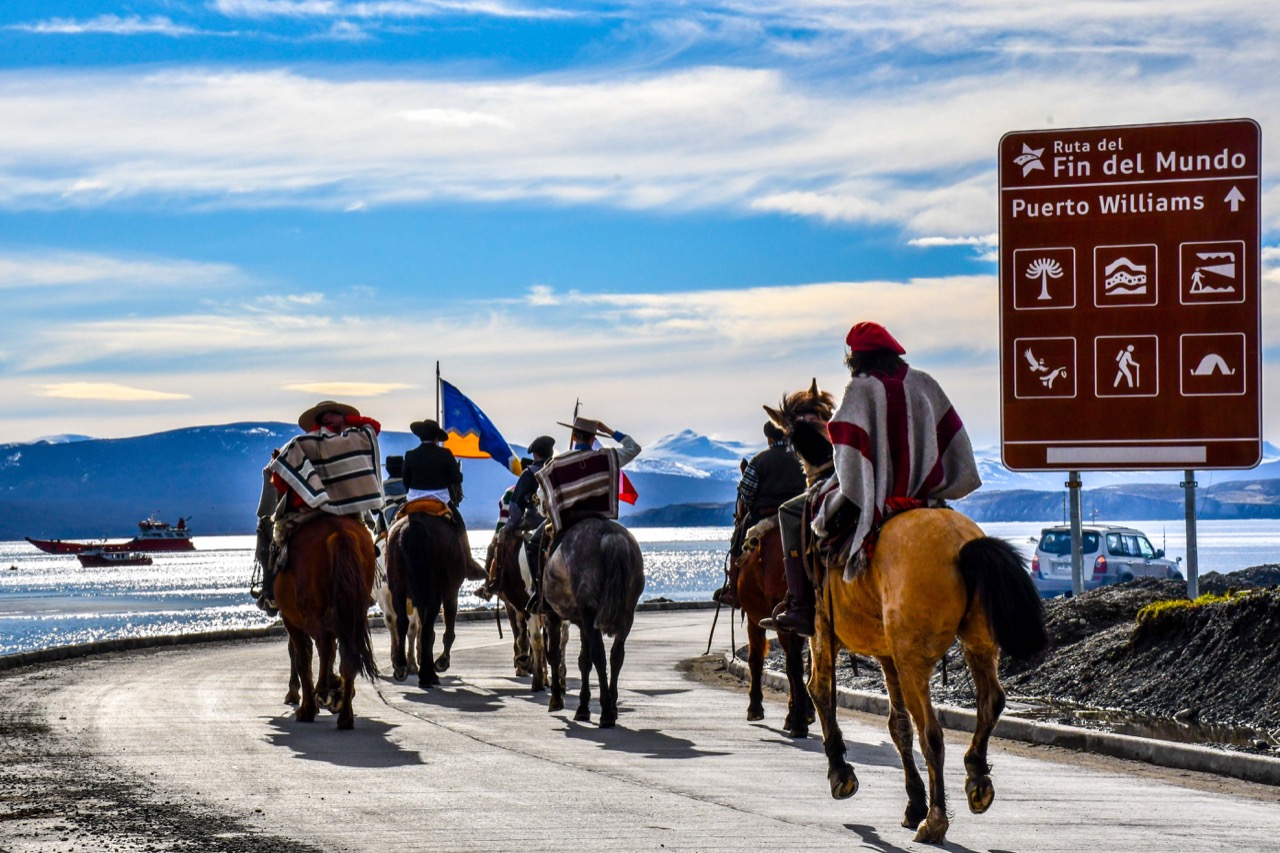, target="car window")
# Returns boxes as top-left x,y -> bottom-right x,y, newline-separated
1038,532 -> 1071,555
1082,532 -> 1100,553
1135,536 -> 1156,558
1106,533 -> 1126,555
